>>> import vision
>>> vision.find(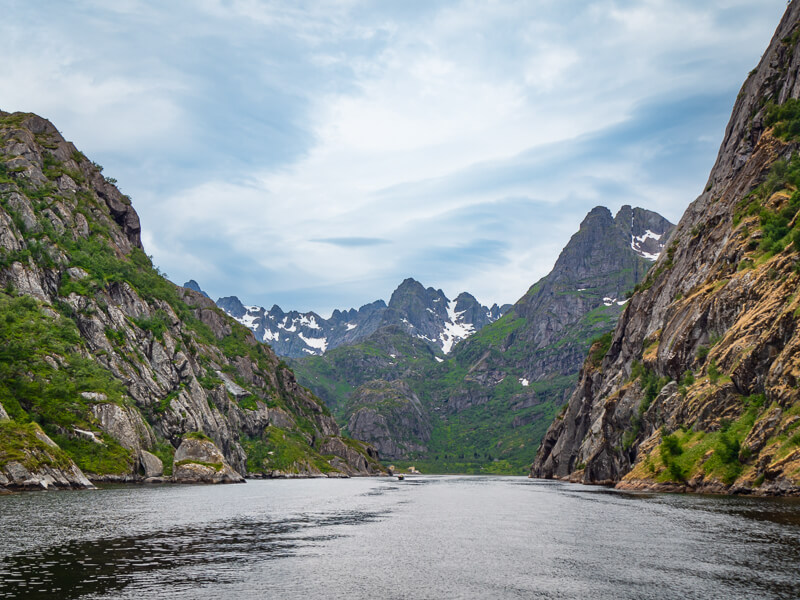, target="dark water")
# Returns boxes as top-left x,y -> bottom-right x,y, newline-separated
1,476 -> 799,599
